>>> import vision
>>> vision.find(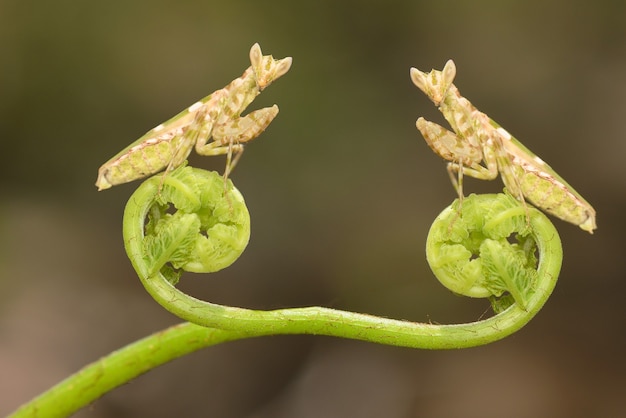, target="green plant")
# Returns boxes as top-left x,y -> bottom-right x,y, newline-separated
9,166 -> 562,417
